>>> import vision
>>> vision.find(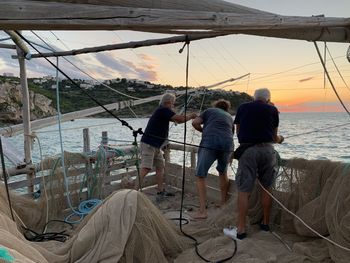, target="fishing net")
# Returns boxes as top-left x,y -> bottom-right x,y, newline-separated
186,158 -> 350,262
0,158 -> 350,262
